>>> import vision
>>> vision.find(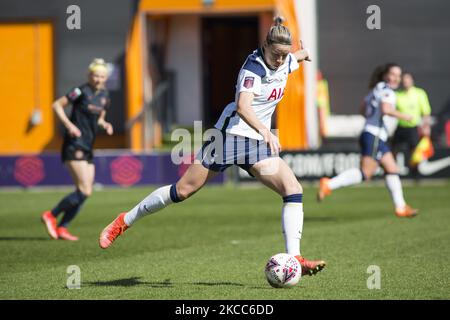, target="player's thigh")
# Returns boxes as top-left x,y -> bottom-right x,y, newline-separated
249,157 -> 302,197
360,156 -> 379,180
65,160 -> 93,195
380,152 -> 399,174
176,160 -> 219,199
